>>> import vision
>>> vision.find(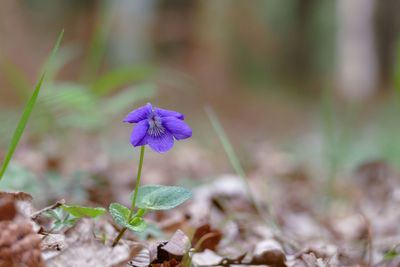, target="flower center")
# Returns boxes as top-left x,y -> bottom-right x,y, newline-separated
147,113 -> 165,137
